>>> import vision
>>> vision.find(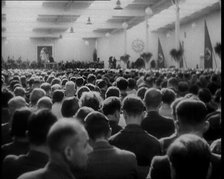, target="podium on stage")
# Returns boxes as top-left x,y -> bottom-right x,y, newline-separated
45,62 -> 58,69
